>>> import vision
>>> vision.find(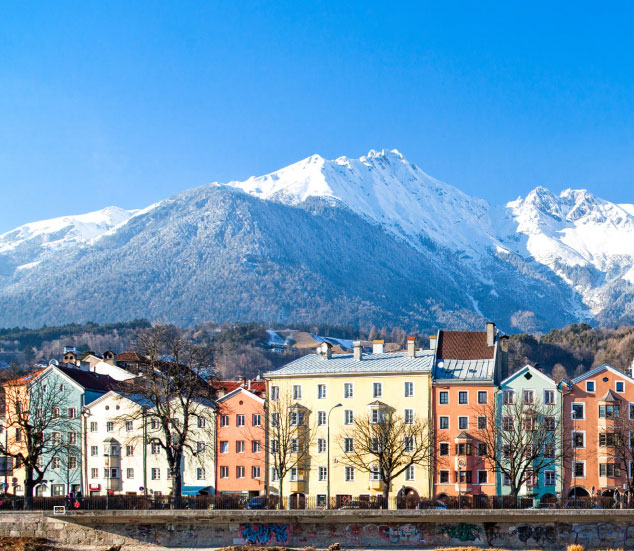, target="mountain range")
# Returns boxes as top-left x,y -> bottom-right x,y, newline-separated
2,149 -> 634,333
